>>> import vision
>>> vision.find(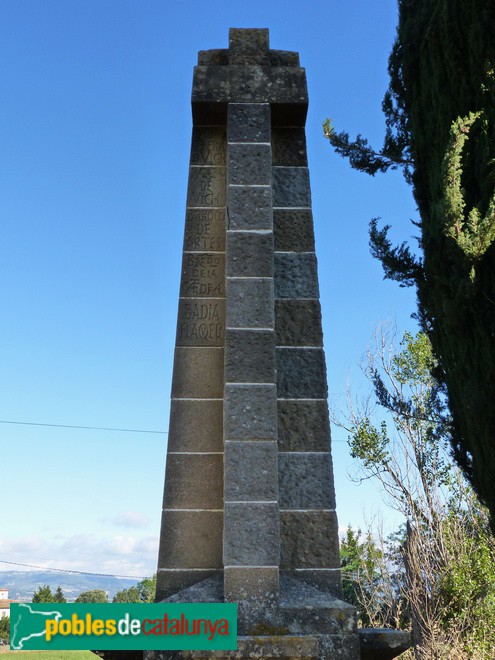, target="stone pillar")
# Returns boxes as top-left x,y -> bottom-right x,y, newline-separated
273,126 -> 342,598
223,101 -> 279,603
155,124 -> 227,601
150,28 -> 361,660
